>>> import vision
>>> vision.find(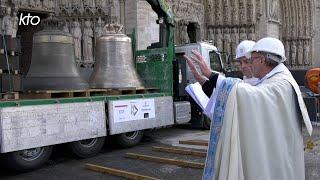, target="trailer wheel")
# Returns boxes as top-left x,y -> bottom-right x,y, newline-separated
115,130 -> 144,148
2,146 -> 52,172
68,137 -> 105,158
203,117 -> 211,130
